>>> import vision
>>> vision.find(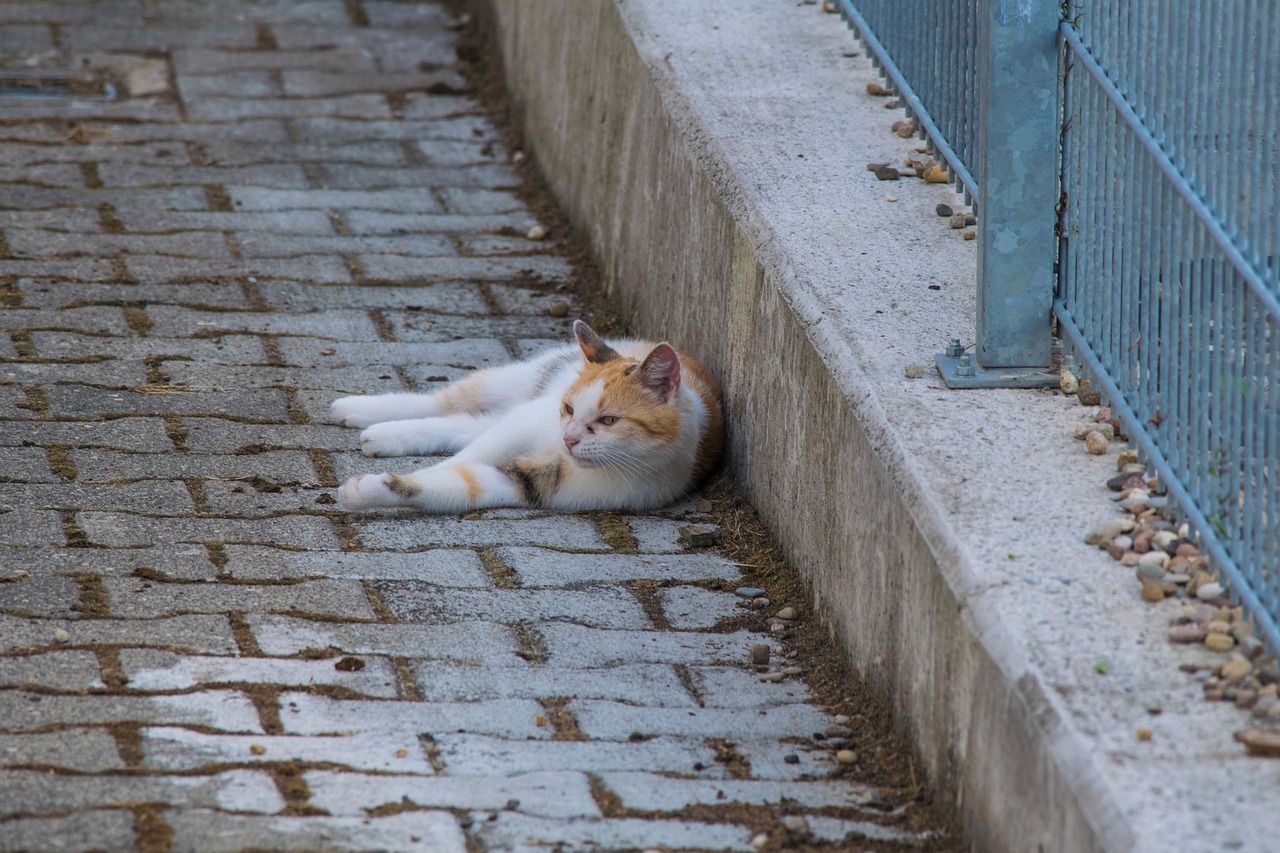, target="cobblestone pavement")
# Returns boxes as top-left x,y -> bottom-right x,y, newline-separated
0,2 -> 941,851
